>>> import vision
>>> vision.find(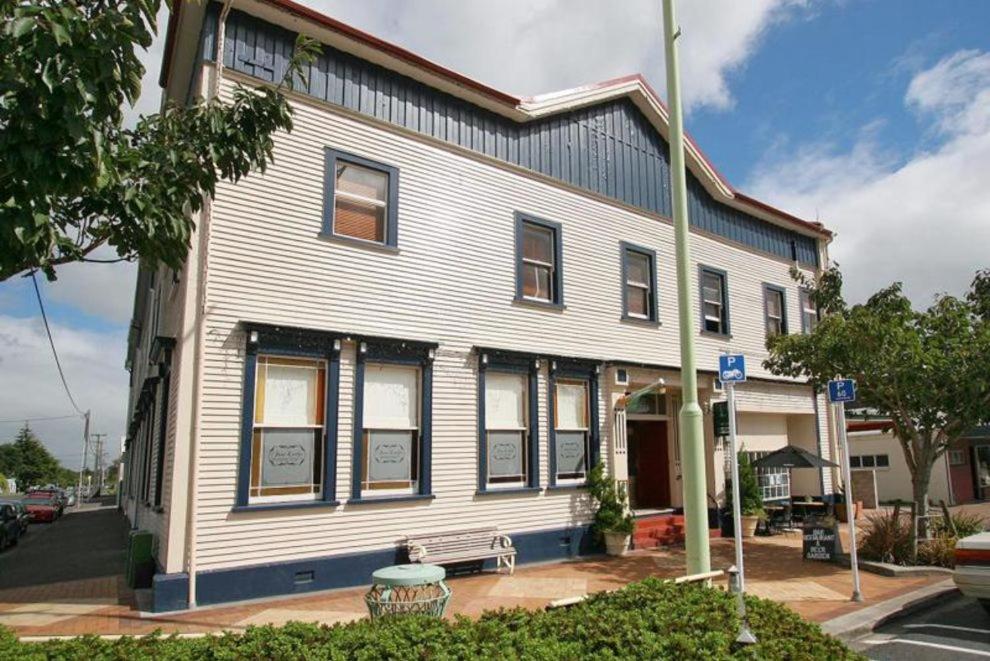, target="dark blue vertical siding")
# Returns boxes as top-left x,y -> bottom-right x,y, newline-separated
209,7 -> 819,267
